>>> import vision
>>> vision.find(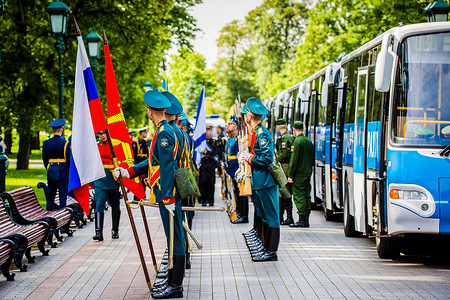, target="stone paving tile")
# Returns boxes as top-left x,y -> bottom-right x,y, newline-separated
1,179 -> 450,299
